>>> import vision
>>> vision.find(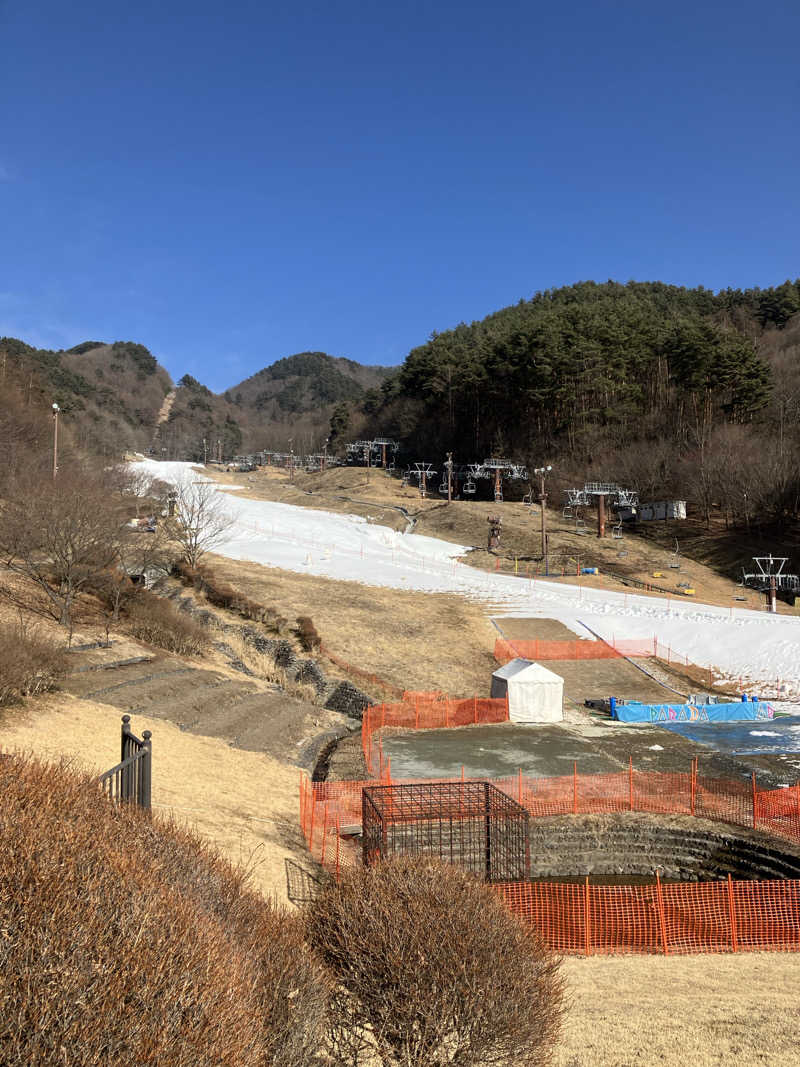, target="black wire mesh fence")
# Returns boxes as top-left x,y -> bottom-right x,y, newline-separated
362,781 -> 530,882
